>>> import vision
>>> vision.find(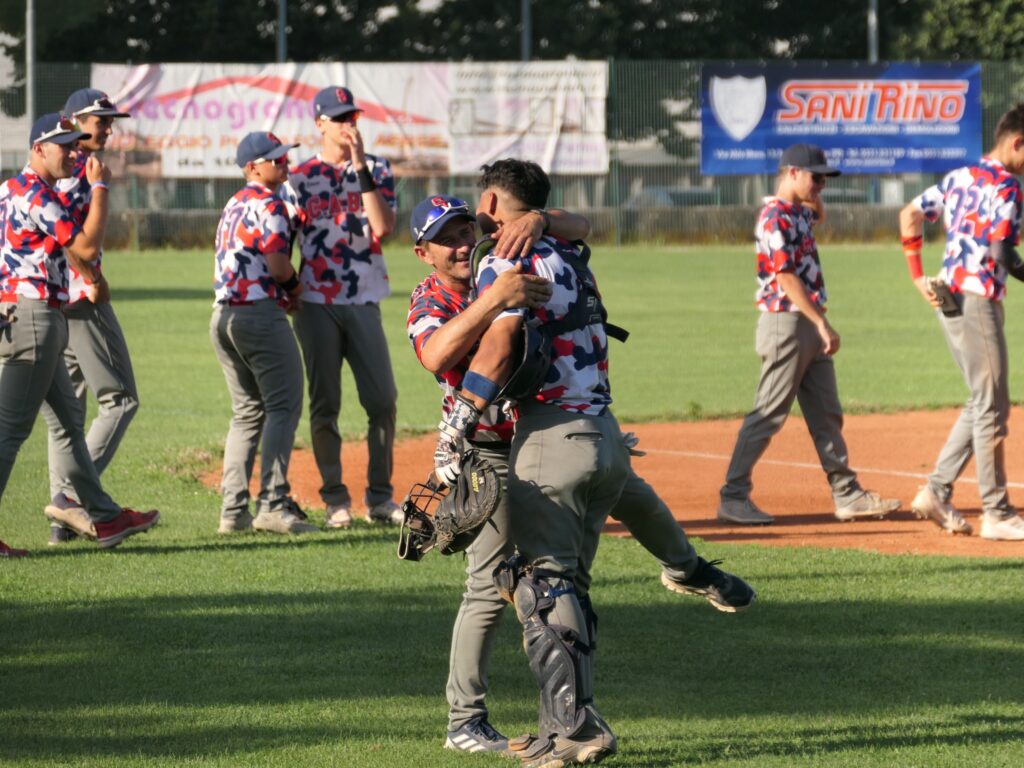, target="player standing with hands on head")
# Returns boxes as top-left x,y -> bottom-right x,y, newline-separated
44,89 -> 141,545
281,86 -> 401,530
900,103 -> 1024,540
0,115 -> 159,556
717,143 -> 900,526
210,132 -> 312,535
